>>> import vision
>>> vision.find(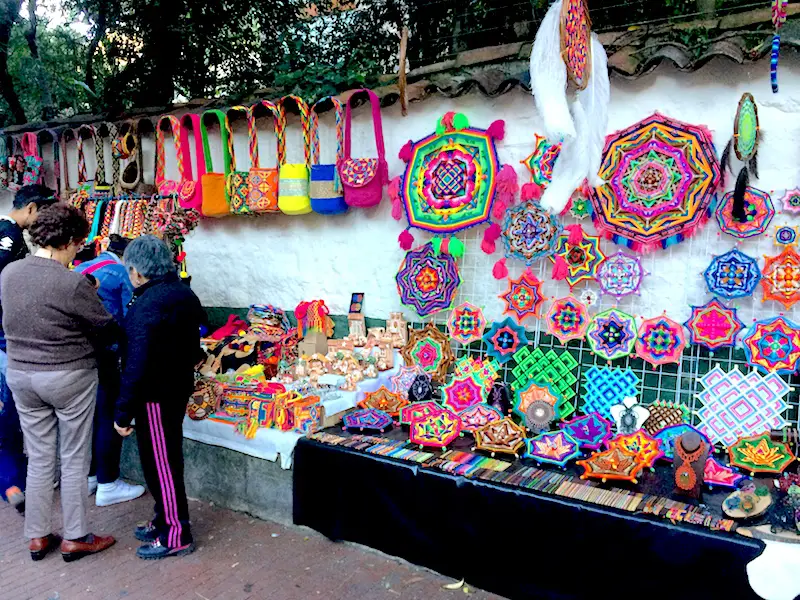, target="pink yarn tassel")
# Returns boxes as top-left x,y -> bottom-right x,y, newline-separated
565,224 -> 584,245
492,258 -> 509,280
491,198 -> 507,221
481,223 -> 502,254
398,140 -> 413,162
388,176 -> 402,220
521,182 -> 543,201
399,229 -> 414,250
560,197 -> 573,217
487,120 -> 505,141
552,255 -> 568,280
